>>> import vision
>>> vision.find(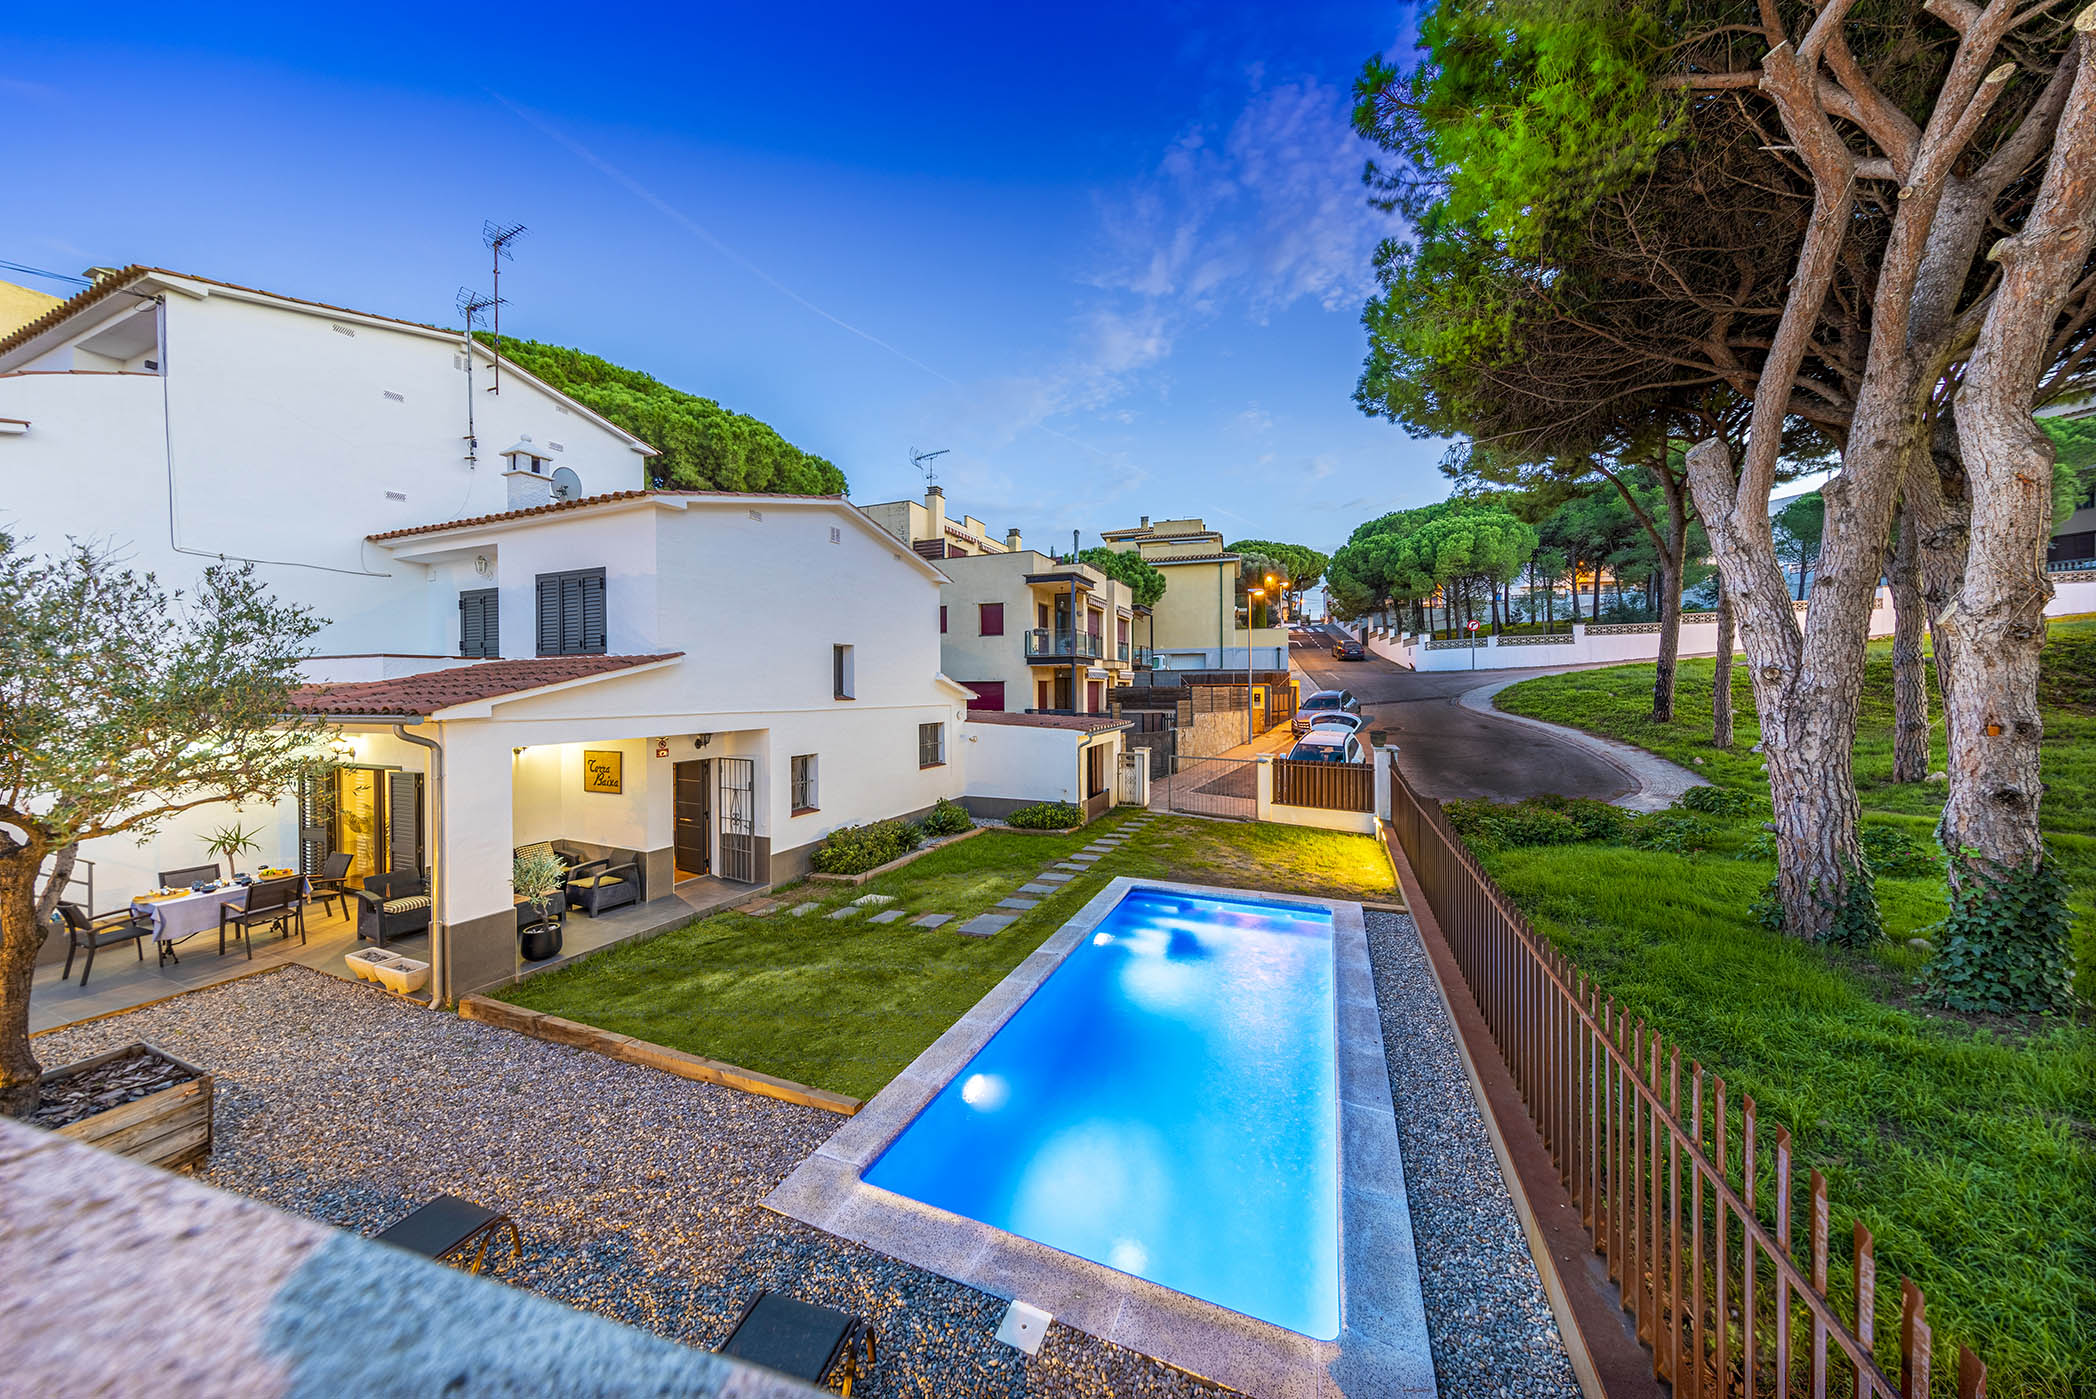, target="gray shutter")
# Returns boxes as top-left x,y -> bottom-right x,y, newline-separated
580,572 -> 605,652
536,570 -> 606,655
537,576 -> 560,655
459,589 -> 498,658
386,772 -> 423,874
